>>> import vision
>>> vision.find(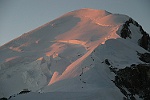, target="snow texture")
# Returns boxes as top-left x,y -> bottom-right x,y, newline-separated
0,8 -> 148,100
